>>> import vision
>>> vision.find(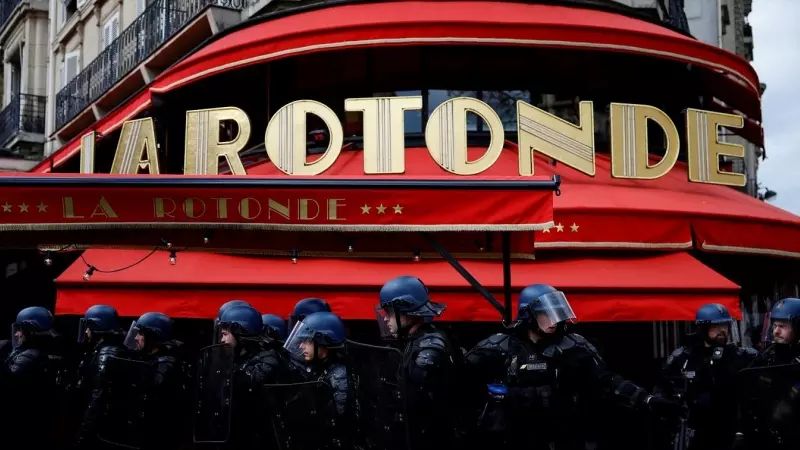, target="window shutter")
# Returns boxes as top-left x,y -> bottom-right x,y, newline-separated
103,13 -> 120,49
66,53 -> 80,83
103,24 -> 111,49
59,62 -> 65,89
112,16 -> 120,41
136,0 -> 147,16
60,3 -> 66,26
